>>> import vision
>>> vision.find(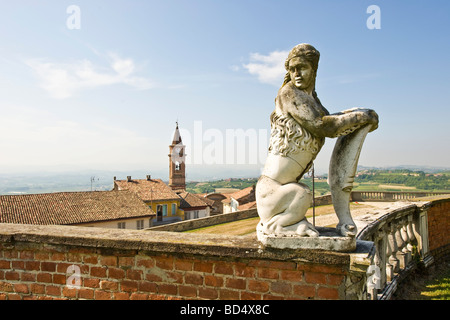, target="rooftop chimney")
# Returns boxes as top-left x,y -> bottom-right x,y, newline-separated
127,176 -> 131,182
146,175 -> 151,181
